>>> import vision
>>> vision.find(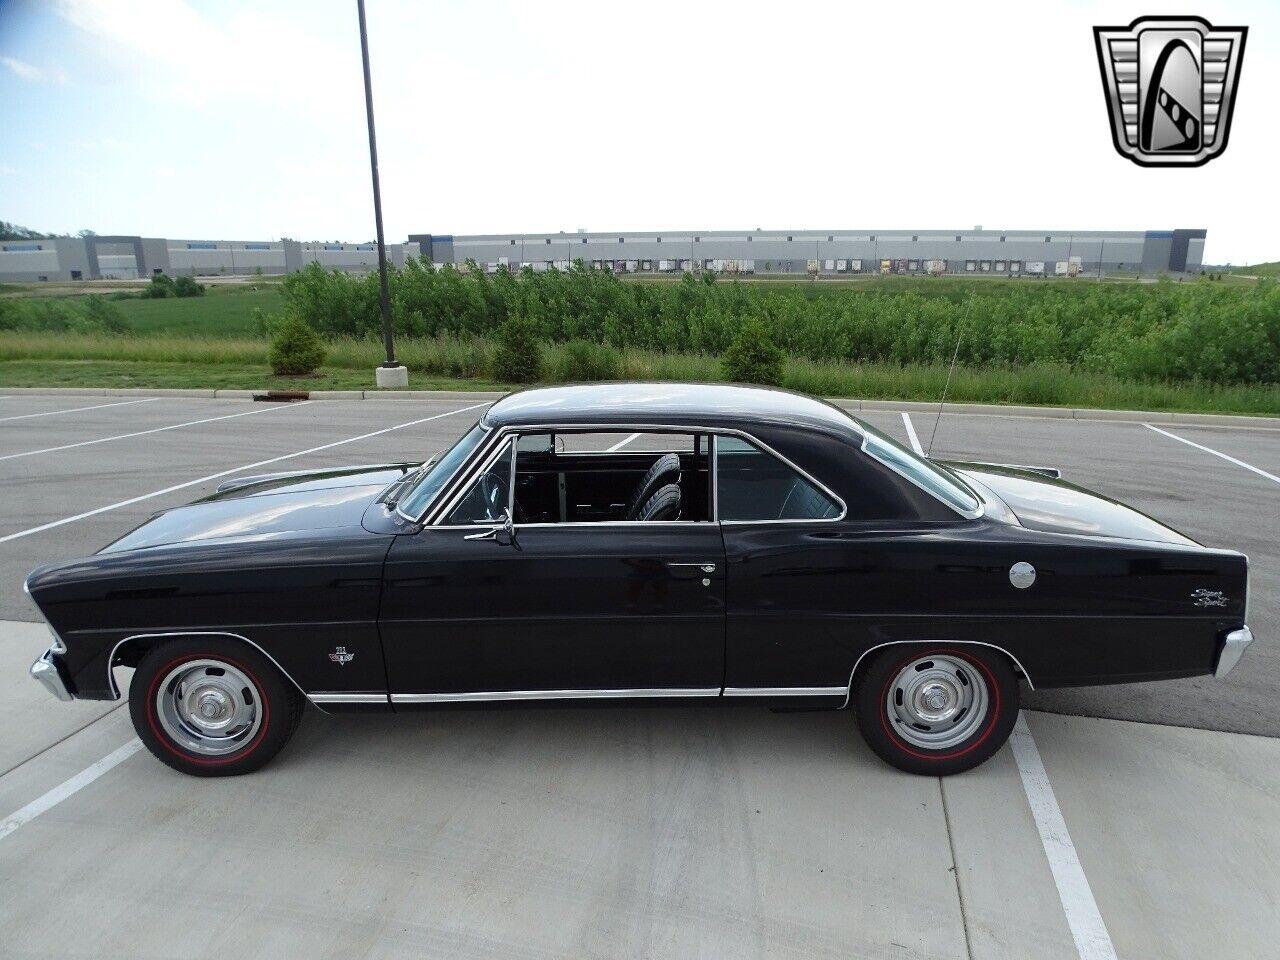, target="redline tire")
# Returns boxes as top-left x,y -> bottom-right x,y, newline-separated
853,645 -> 1019,776
129,637 -> 303,777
